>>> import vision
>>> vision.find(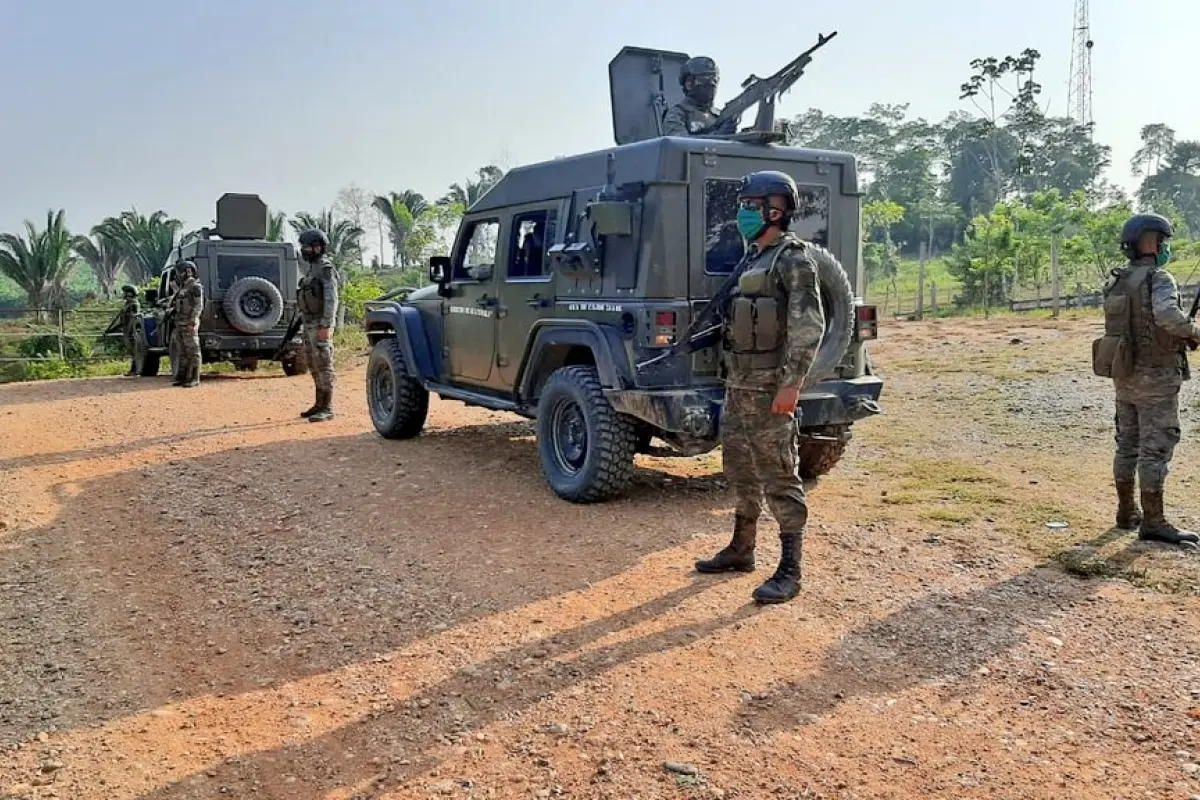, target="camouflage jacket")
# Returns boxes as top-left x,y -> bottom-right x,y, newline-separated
1107,256 -> 1200,395
172,277 -> 203,330
720,232 -> 825,392
662,100 -> 720,136
119,297 -> 139,332
298,256 -> 339,329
